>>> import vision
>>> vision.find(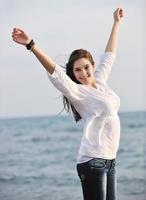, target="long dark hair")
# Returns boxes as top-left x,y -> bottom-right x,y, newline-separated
63,49 -> 95,122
